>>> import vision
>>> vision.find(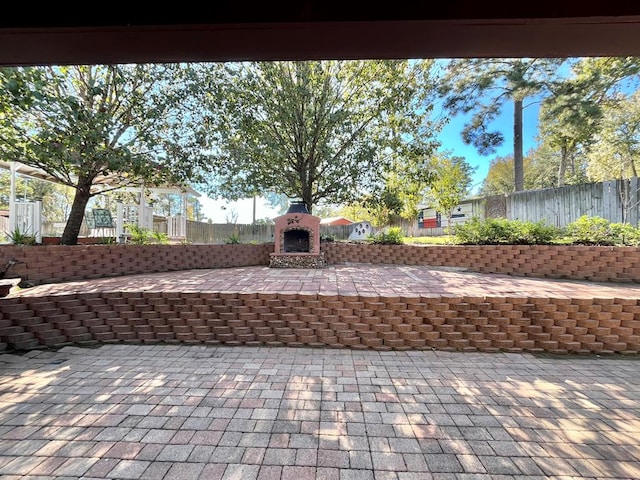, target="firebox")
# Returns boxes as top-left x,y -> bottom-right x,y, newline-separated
269,201 -> 325,268
283,229 -> 310,253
